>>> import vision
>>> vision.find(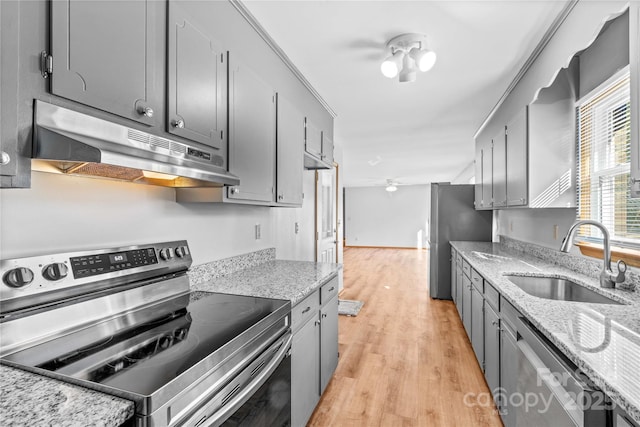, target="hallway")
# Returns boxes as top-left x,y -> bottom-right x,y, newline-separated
308,247 -> 503,427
